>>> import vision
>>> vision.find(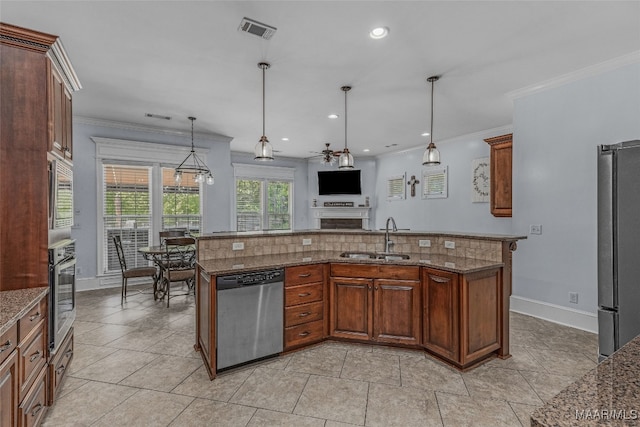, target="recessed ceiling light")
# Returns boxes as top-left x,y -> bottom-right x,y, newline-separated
363,148 -> 370,152
421,132 -> 430,136
369,26 -> 389,39
328,114 -> 339,119
281,137 -> 289,141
